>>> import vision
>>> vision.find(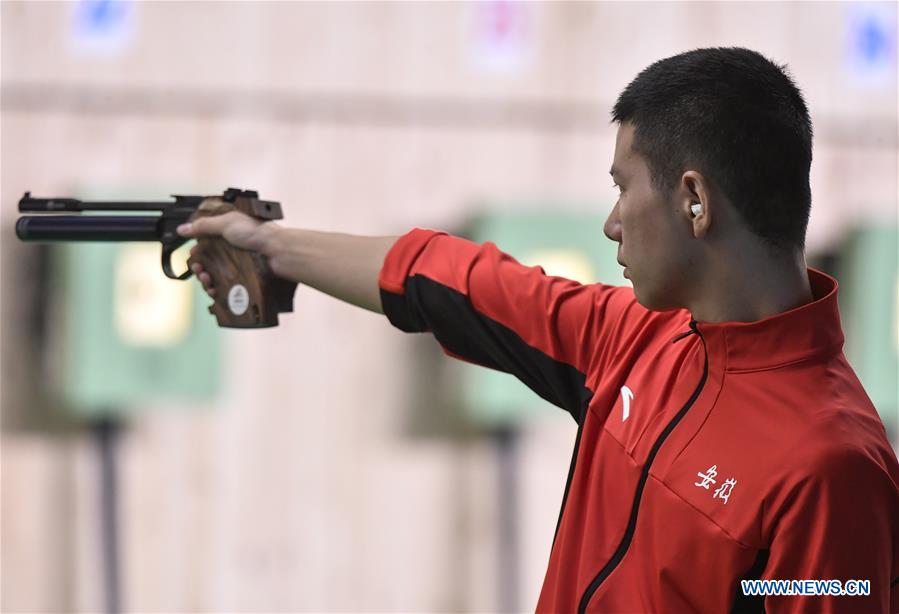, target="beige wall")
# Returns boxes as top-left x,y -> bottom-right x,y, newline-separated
2,2 -> 896,612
